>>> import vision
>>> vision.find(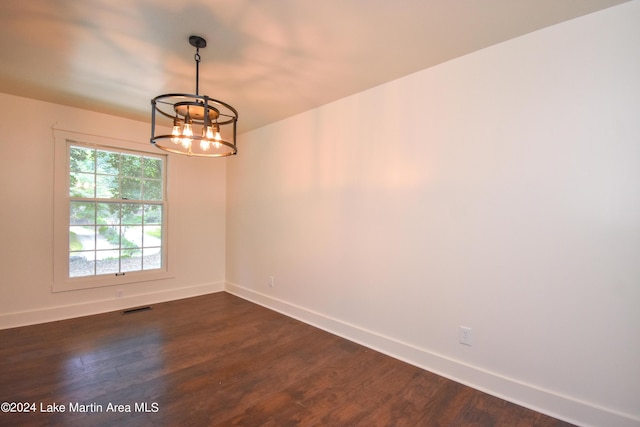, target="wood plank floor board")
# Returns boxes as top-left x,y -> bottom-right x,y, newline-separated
0,293 -> 575,426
